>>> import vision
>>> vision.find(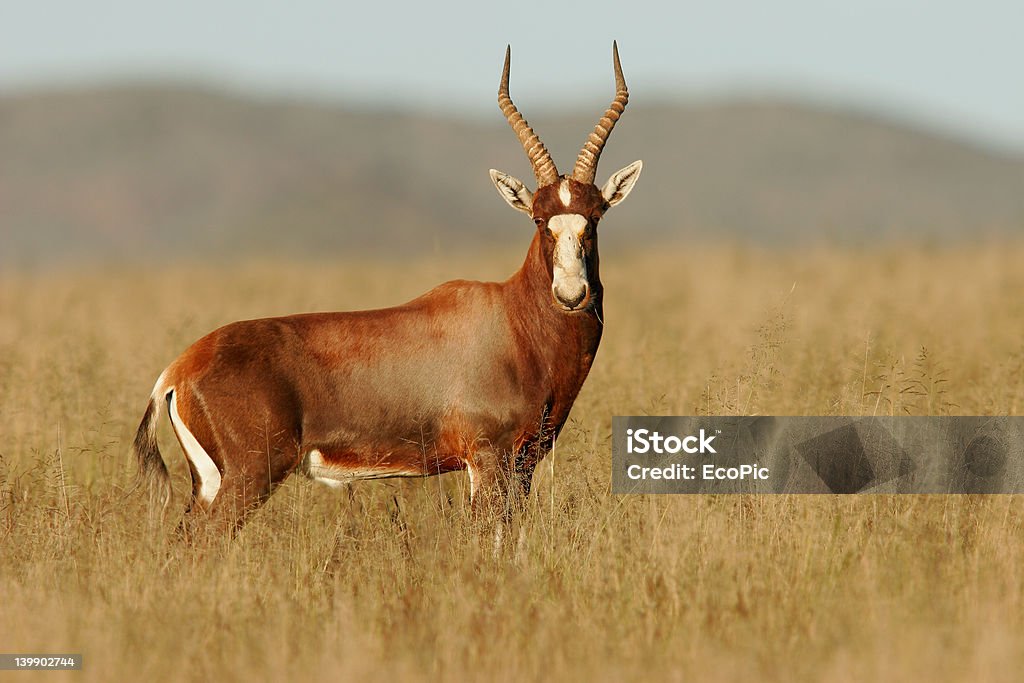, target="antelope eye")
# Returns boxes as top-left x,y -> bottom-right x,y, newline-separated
534,218 -> 544,227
